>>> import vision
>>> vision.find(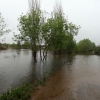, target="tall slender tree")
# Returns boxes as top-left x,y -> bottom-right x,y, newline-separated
18,0 -> 44,62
